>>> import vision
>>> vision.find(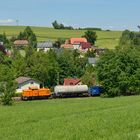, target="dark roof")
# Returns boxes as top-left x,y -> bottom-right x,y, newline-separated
15,77 -> 41,84
37,41 -> 54,48
64,78 -> 81,85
